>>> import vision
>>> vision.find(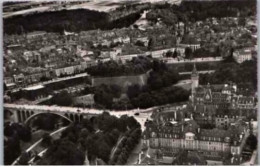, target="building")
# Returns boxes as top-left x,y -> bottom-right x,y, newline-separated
4,77 -> 16,90
190,67 -> 256,127
142,119 -> 249,164
26,31 -> 47,39
13,74 -> 25,86
191,64 -> 199,104
233,48 -> 253,63
178,43 -> 201,51
191,64 -> 255,112
22,84 -> 48,101
100,48 -> 122,60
